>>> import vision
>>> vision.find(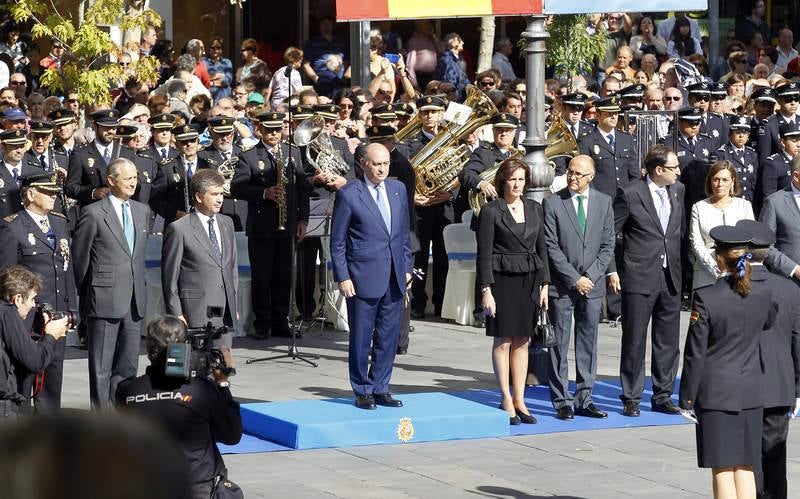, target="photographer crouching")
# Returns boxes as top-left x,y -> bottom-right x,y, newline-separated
0,265 -> 68,419
116,315 -> 243,499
